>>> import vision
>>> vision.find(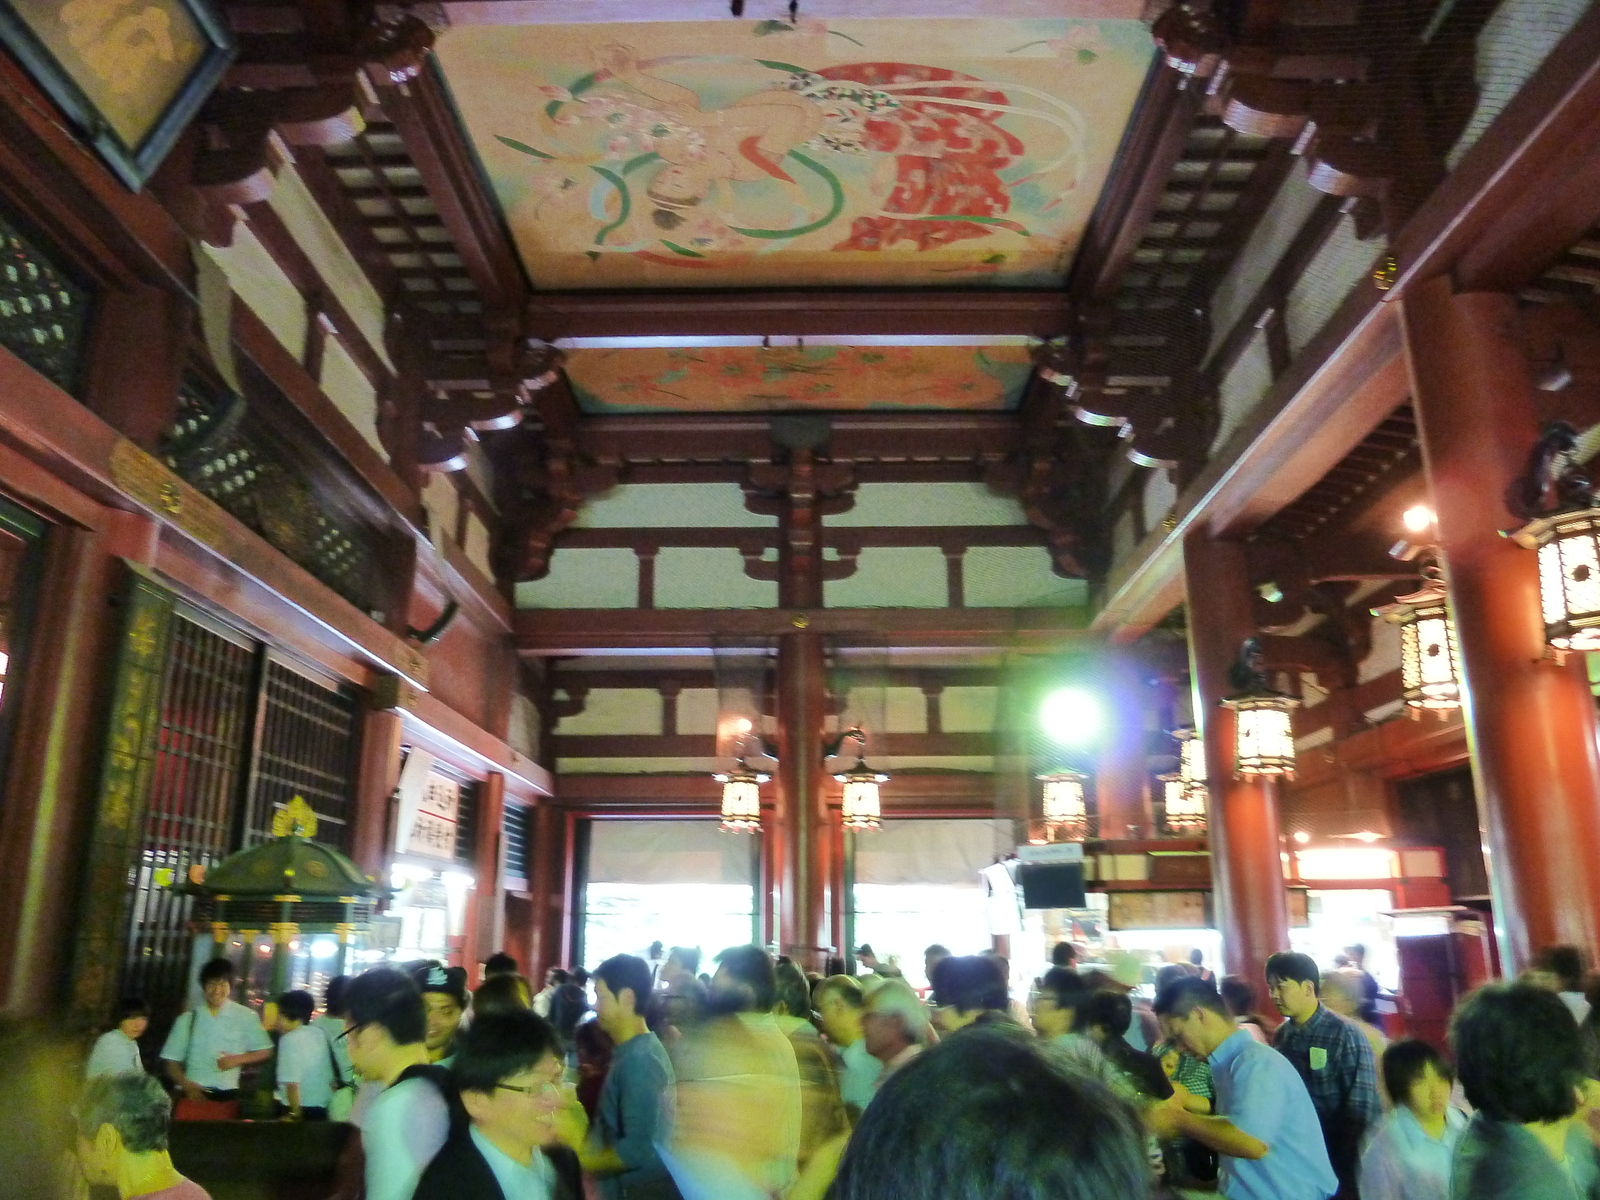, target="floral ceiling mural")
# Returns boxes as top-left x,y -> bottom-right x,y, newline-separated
435,17 -> 1154,288
562,344 -> 1036,414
